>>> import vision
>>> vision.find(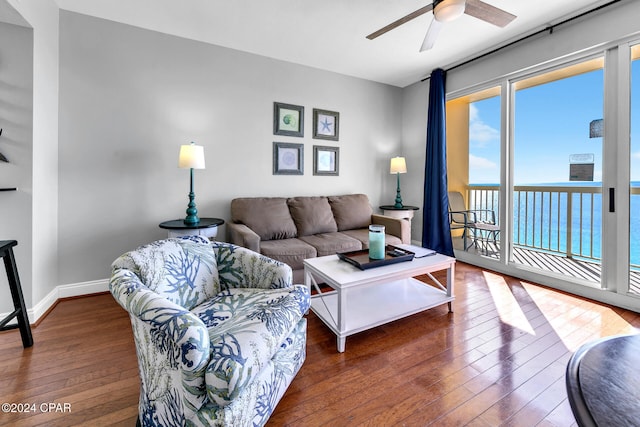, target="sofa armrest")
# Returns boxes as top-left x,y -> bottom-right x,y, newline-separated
212,242 -> 293,290
371,214 -> 411,244
227,222 -> 261,253
109,268 -> 210,373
